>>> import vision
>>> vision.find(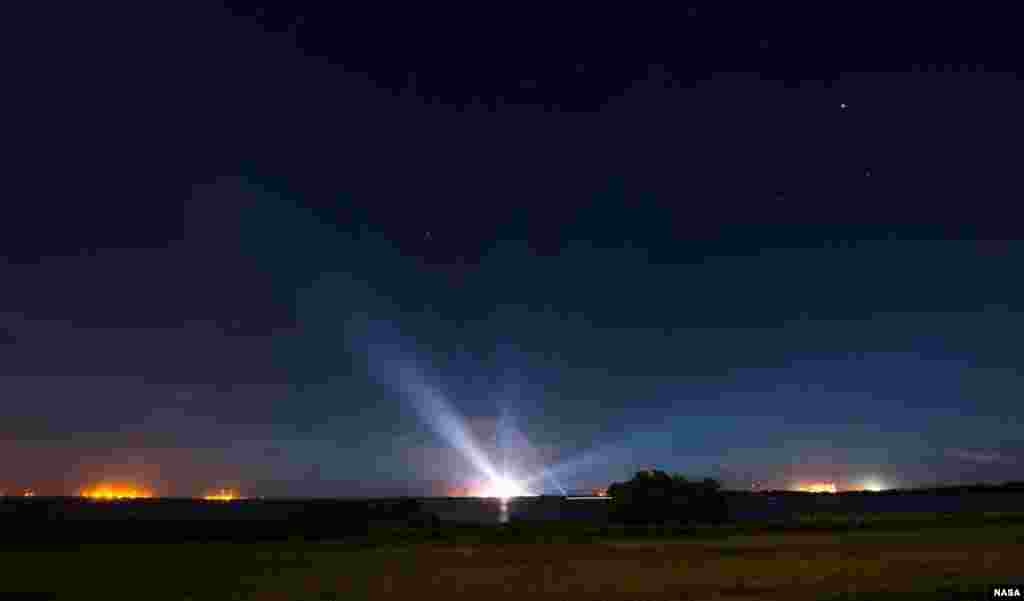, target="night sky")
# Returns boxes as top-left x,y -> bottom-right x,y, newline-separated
4,5 -> 1023,497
